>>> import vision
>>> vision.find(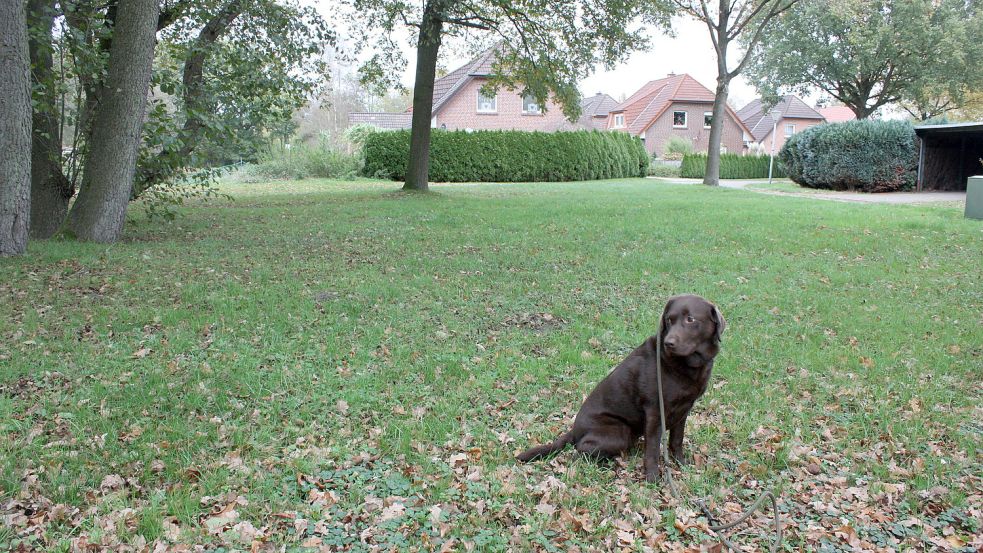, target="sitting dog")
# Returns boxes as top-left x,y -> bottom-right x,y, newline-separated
516,294 -> 725,482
